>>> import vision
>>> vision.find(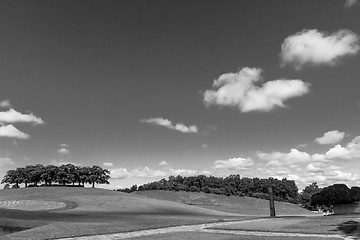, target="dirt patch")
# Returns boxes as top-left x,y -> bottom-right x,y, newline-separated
0,200 -> 66,211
